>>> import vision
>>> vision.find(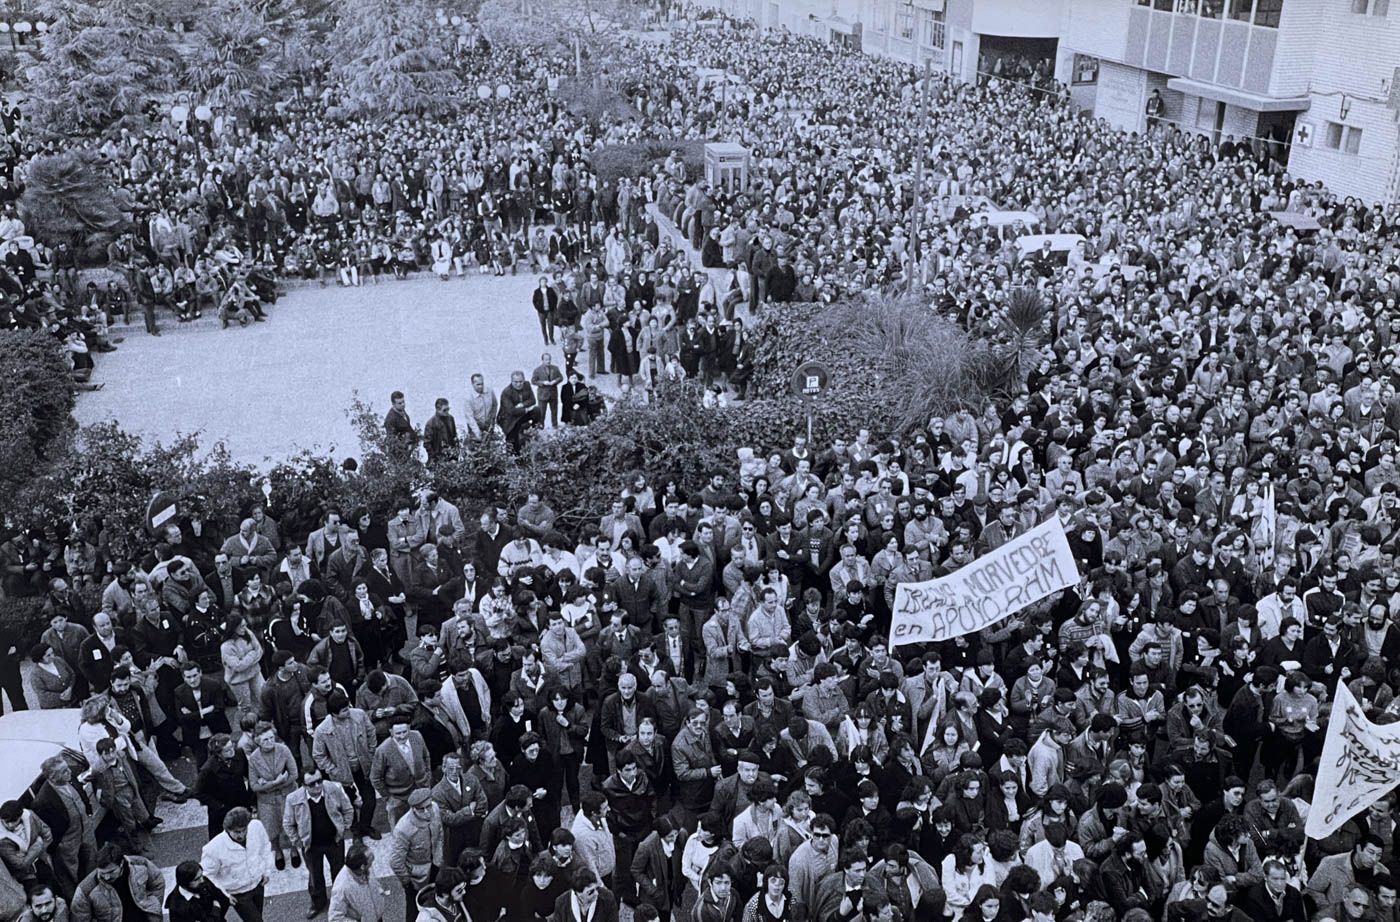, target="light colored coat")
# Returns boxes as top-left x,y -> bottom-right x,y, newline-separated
312,710 -> 378,785
71,857 -> 164,922
283,782 -> 355,851
328,866 -> 386,922
387,808 -> 443,886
